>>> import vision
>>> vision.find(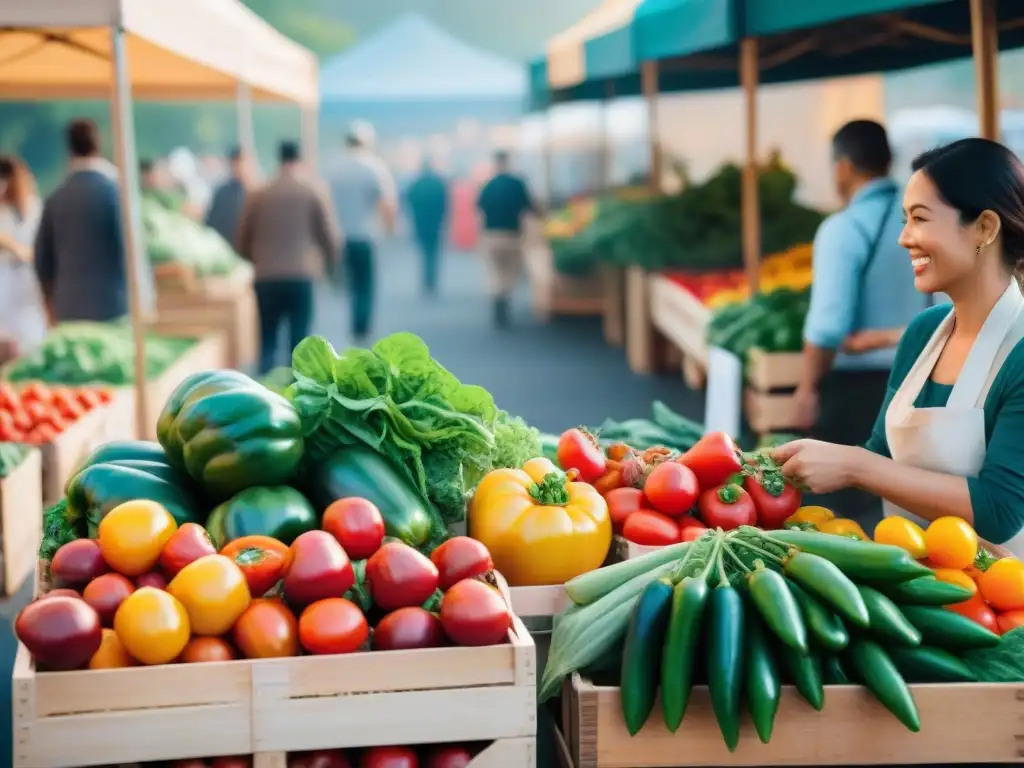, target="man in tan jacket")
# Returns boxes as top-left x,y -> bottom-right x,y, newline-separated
238,141 -> 340,373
